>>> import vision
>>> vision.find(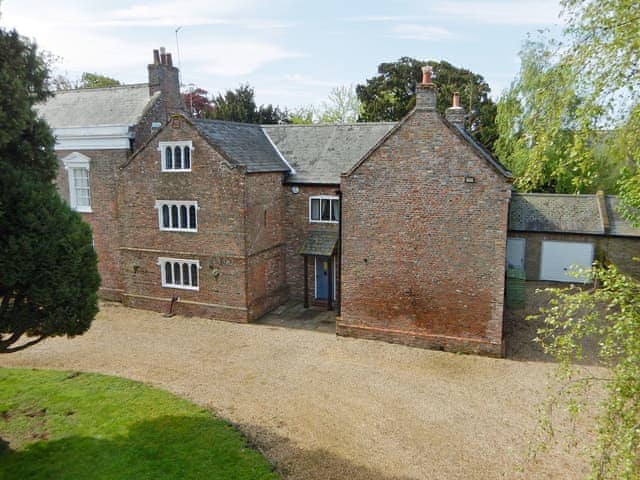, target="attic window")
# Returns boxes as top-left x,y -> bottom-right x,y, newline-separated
159,141 -> 193,172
